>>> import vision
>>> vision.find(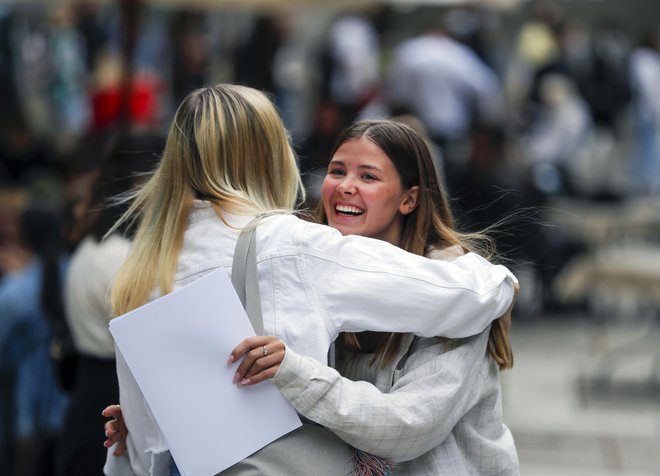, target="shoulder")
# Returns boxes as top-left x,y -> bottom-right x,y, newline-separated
0,262 -> 41,322
427,245 -> 464,262
404,328 -> 492,378
256,213 -> 307,243
75,234 -> 131,277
